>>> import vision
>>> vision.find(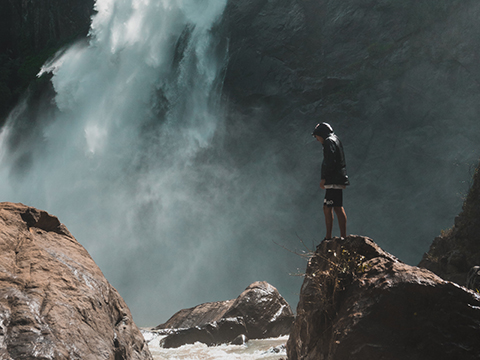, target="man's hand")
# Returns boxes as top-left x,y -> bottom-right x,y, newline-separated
320,179 -> 326,189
